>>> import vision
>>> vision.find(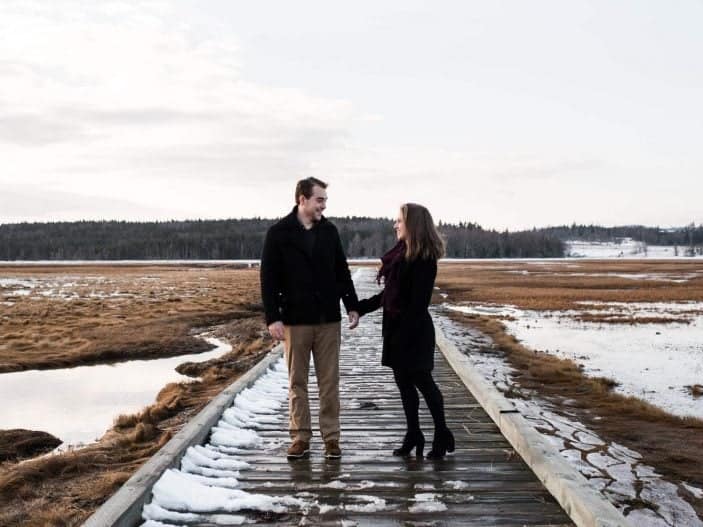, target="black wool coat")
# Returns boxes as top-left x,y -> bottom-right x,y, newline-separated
358,257 -> 437,372
260,207 -> 359,326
